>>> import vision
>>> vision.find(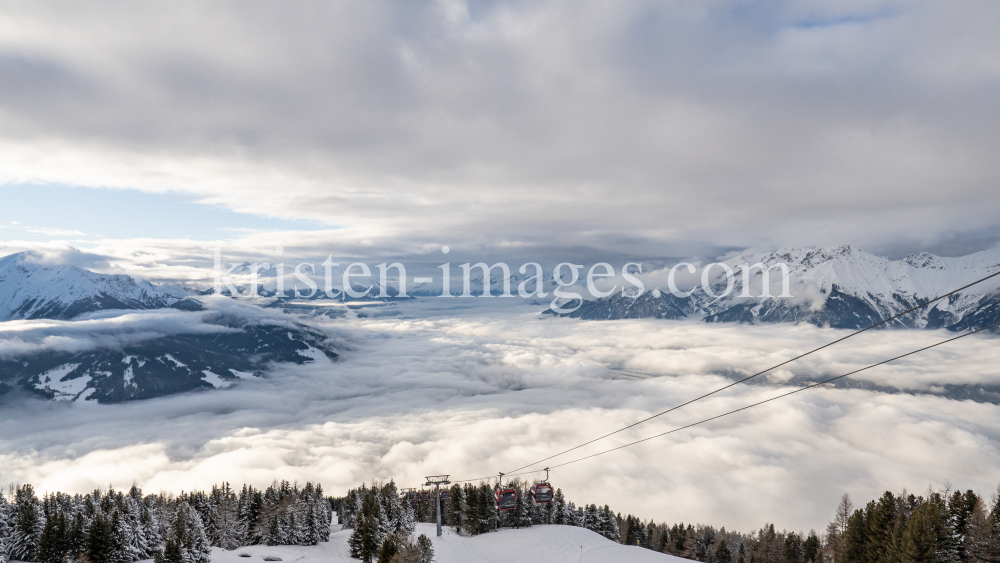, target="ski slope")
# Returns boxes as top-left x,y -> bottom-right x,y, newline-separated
205,523 -> 689,563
